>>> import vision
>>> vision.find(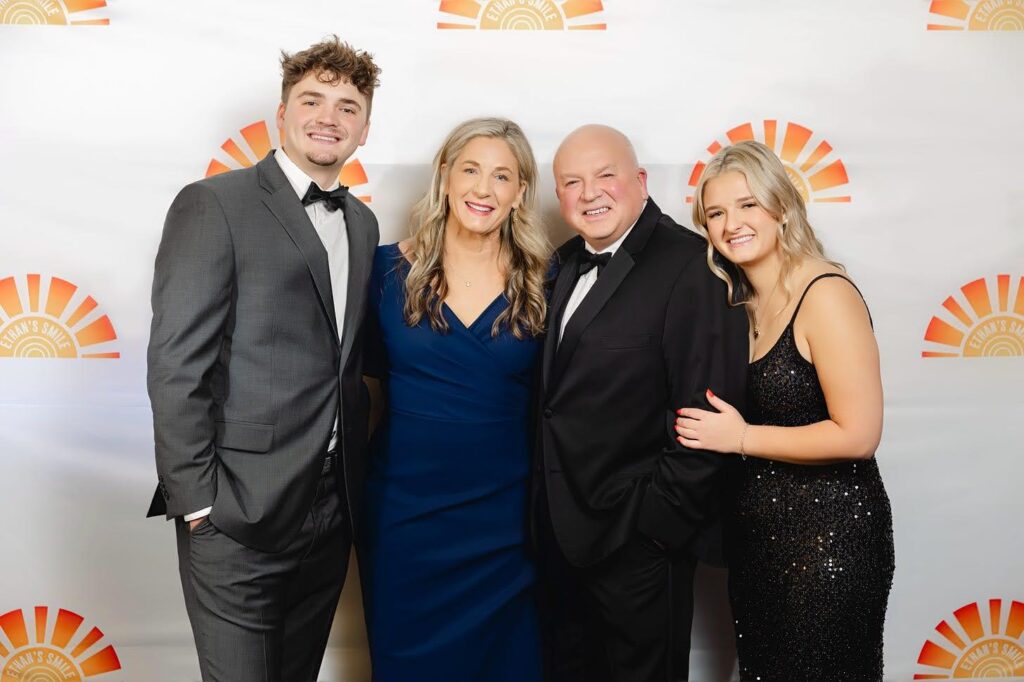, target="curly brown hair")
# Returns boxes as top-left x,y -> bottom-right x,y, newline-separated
280,35 -> 382,116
